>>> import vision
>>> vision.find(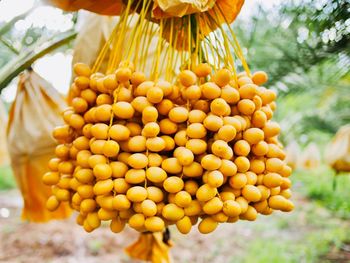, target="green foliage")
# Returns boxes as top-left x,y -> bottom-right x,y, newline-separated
0,166 -> 16,190
233,0 -> 350,145
294,166 -> 350,219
